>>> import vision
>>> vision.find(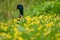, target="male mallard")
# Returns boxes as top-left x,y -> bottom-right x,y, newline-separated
17,4 -> 23,21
